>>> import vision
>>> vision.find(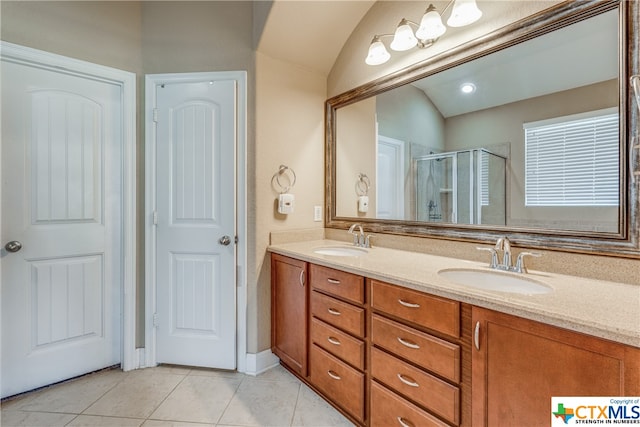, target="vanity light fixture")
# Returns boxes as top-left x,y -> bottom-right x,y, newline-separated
365,0 -> 482,66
